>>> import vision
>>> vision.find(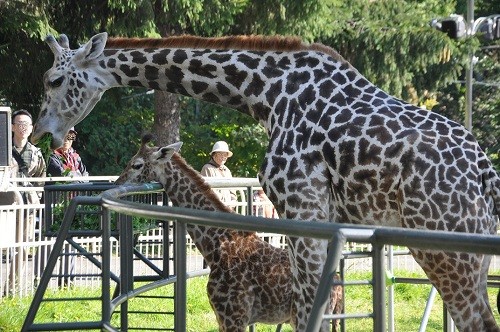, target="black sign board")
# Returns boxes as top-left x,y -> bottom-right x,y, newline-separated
0,107 -> 12,167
